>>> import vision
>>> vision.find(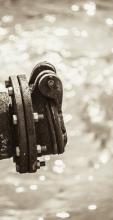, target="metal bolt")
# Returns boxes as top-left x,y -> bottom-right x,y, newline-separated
37,160 -> 40,169
39,114 -> 44,120
16,146 -> 20,157
8,87 -> 13,96
37,145 -> 47,154
48,79 -> 55,88
40,161 -> 46,167
13,115 -> 18,125
33,112 -> 44,122
32,161 -> 37,171
41,145 -> 47,153
37,160 -> 45,168
16,164 -> 20,172
37,145 -> 41,154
